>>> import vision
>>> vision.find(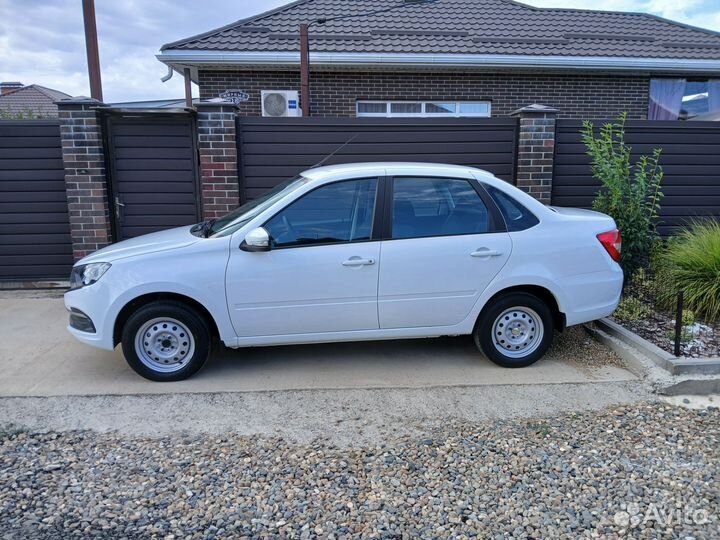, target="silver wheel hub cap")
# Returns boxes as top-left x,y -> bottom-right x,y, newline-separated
134,317 -> 195,373
492,307 -> 544,359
